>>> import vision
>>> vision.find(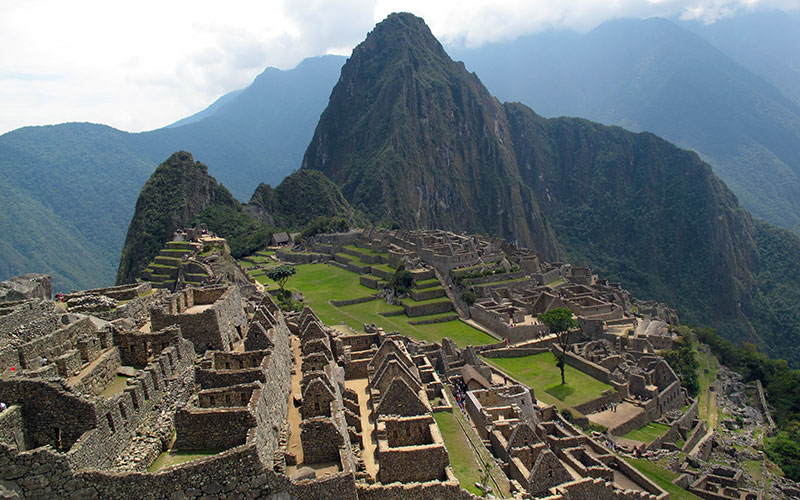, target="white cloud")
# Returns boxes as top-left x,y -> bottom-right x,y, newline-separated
0,0 -> 797,135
